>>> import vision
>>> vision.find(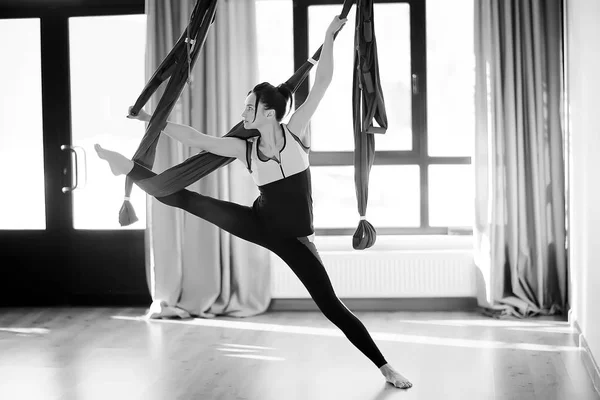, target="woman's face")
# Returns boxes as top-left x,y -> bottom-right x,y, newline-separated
241,92 -> 273,129
241,93 -> 258,129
